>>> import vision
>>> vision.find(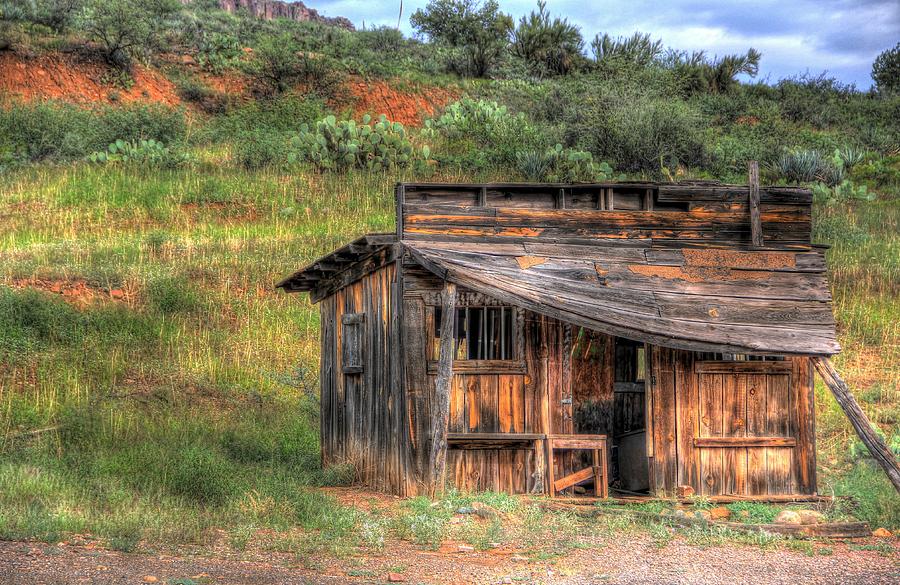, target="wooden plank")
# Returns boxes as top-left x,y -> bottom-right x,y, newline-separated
651,346 -> 677,494
696,361 -> 793,373
722,374 -> 748,495
746,373 -> 768,495
766,373 -> 793,494
699,373 -> 724,495
554,466 -> 595,492
749,161 -> 763,248
695,437 -> 797,447
794,357 -> 817,494
547,436 -> 608,450
429,282 -> 456,495
675,350 -> 697,492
